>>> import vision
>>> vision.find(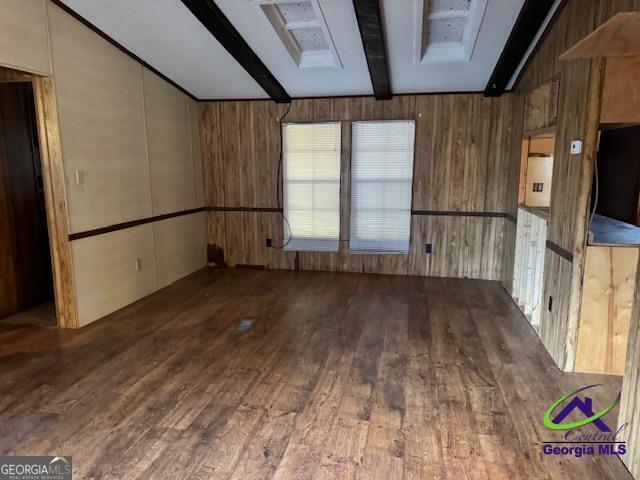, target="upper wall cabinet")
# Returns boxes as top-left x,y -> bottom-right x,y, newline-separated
0,0 -> 51,75
143,68 -> 197,215
48,3 -> 151,234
